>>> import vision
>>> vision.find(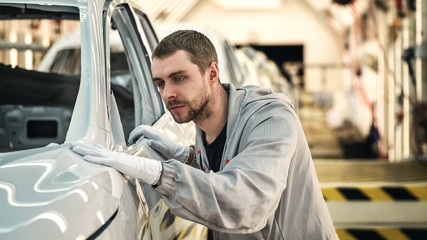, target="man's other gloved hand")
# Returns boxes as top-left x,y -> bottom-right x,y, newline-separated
128,125 -> 189,162
71,141 -> 162,185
